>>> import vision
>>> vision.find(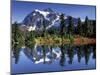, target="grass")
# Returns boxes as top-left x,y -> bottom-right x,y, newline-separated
34,35 -> 96,45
